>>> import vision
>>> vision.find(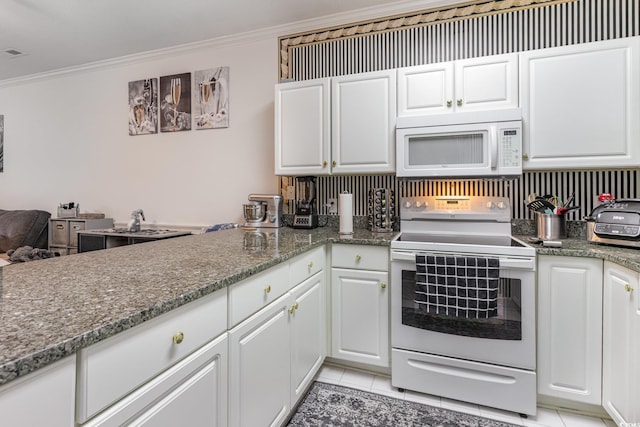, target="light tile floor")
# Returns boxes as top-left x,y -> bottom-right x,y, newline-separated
315,364 -> 614,427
